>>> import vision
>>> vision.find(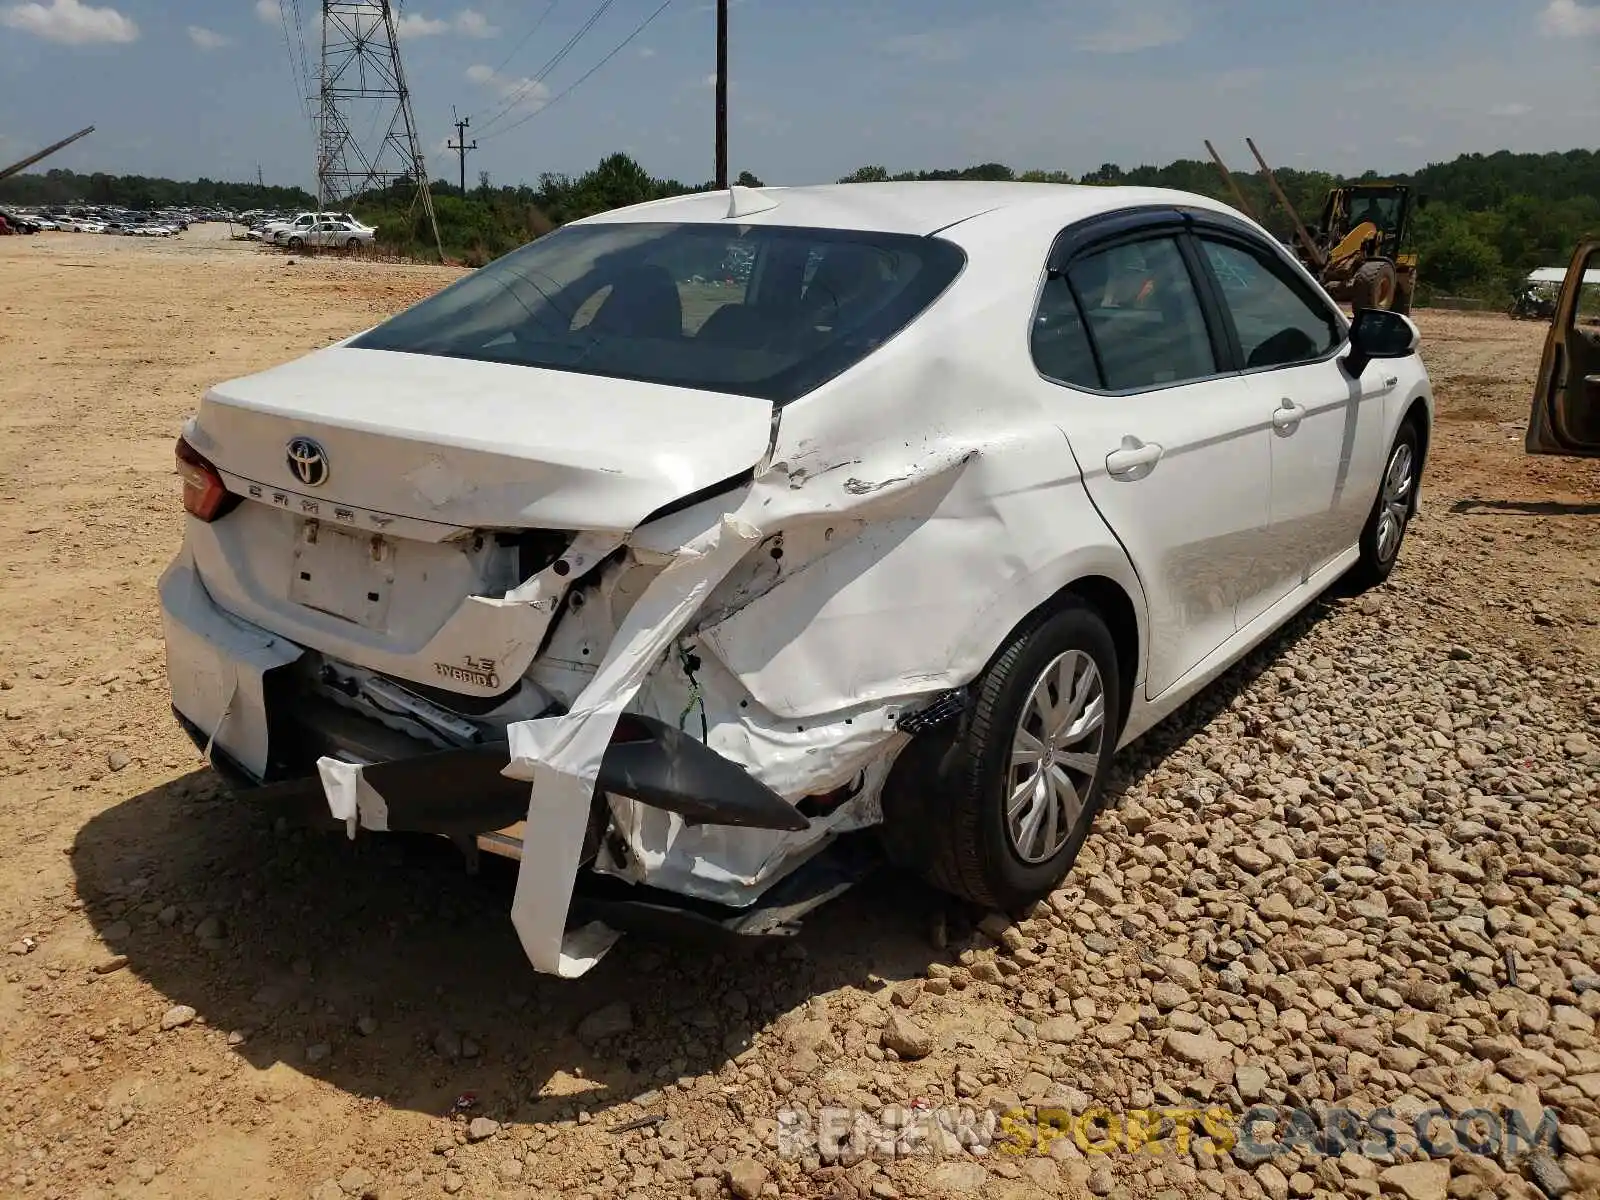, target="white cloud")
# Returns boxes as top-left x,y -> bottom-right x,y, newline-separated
1489,102 -> 1533,117
0,0 -> 137,44
397,12 -> 448,35
1076,0 -> 1191,53
186,24 -> 230,49
398,9 -> 496,38
254,0 -> 280,23
1540,0 -> 1600,35
881,30 -> 965,64
466,65 -> 551,117
637,45 -> 656,58
1395,134 -> 1424,148
453,9 -> 493,37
